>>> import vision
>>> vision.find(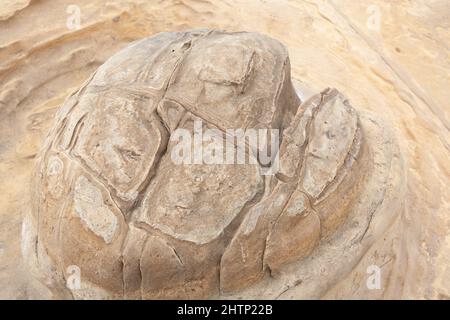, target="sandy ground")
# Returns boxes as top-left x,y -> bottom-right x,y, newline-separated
0,0 -> 449,299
